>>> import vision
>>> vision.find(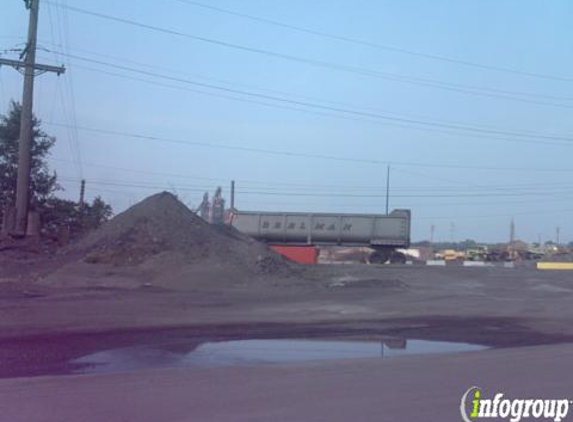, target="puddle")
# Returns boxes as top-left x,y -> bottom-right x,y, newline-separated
73,338 -> 487,374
